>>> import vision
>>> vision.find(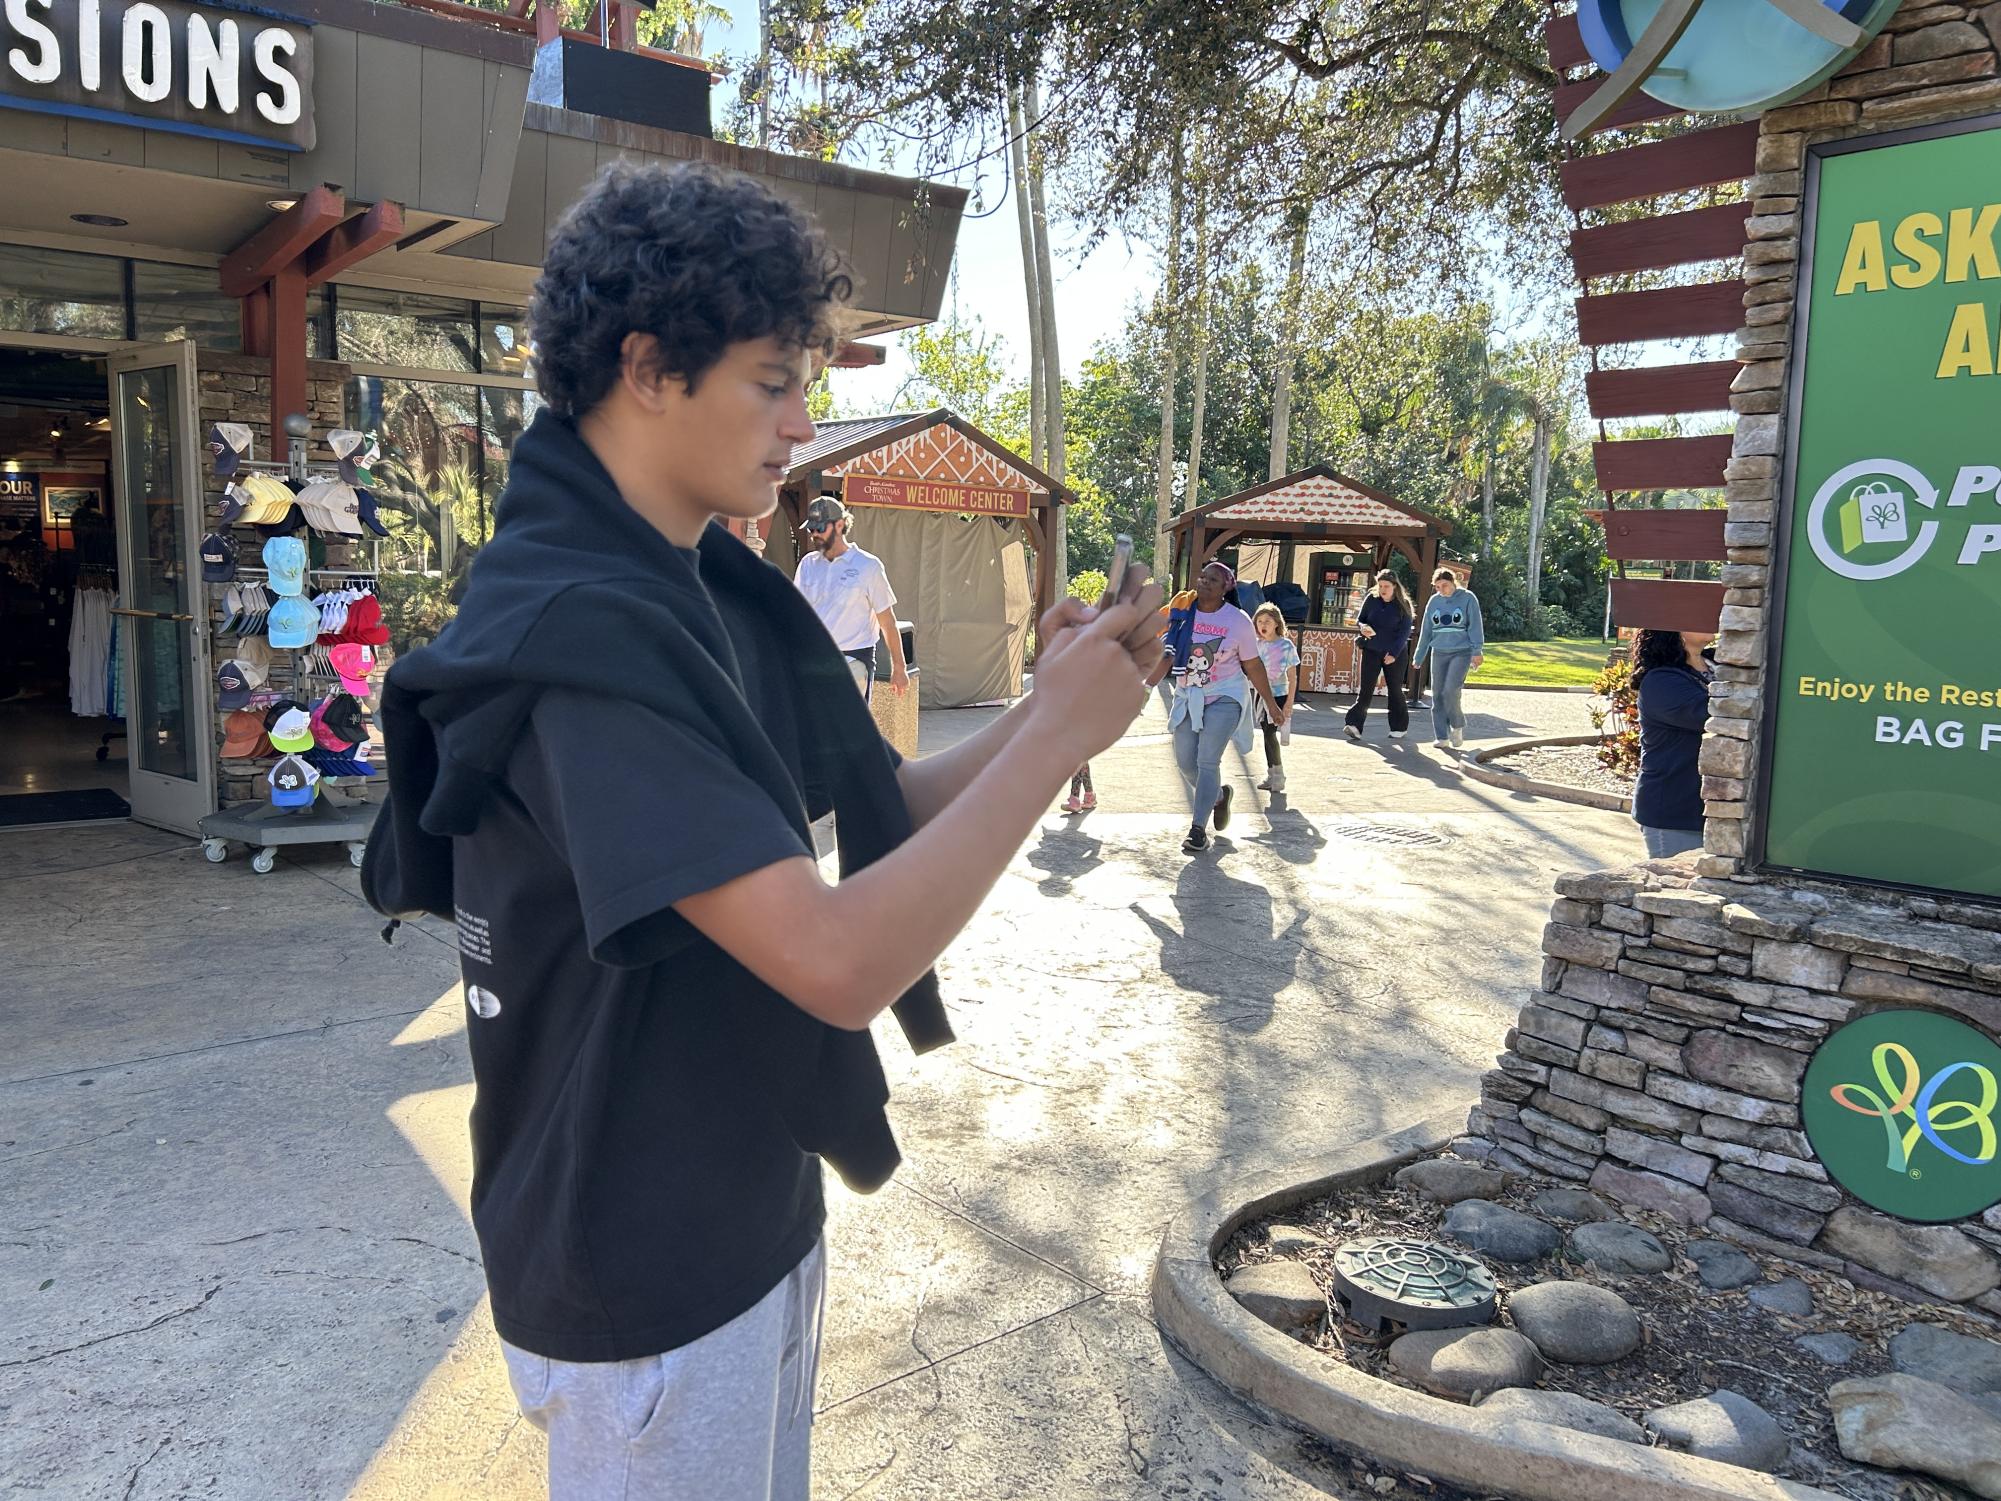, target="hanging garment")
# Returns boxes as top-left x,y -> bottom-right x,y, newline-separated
69,587 -> 114,716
